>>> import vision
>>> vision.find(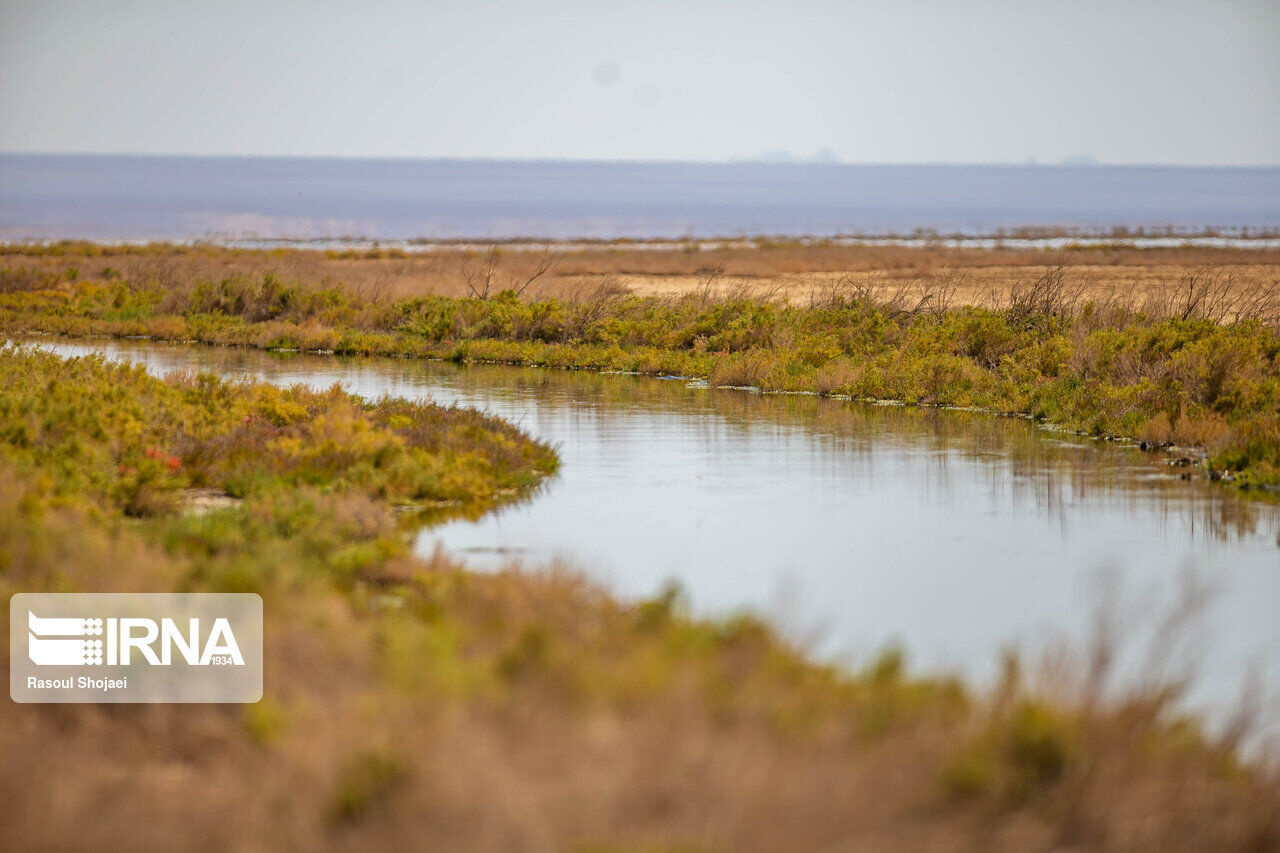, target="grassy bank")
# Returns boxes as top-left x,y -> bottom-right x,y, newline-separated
1,345 -> 1277,850
3,256 -> 1279,486
0,345 -> 557,580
